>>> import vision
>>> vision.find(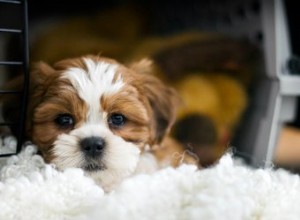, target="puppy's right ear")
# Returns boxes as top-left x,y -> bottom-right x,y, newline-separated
31,61 -> 56,85
24,62 -> 56,135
